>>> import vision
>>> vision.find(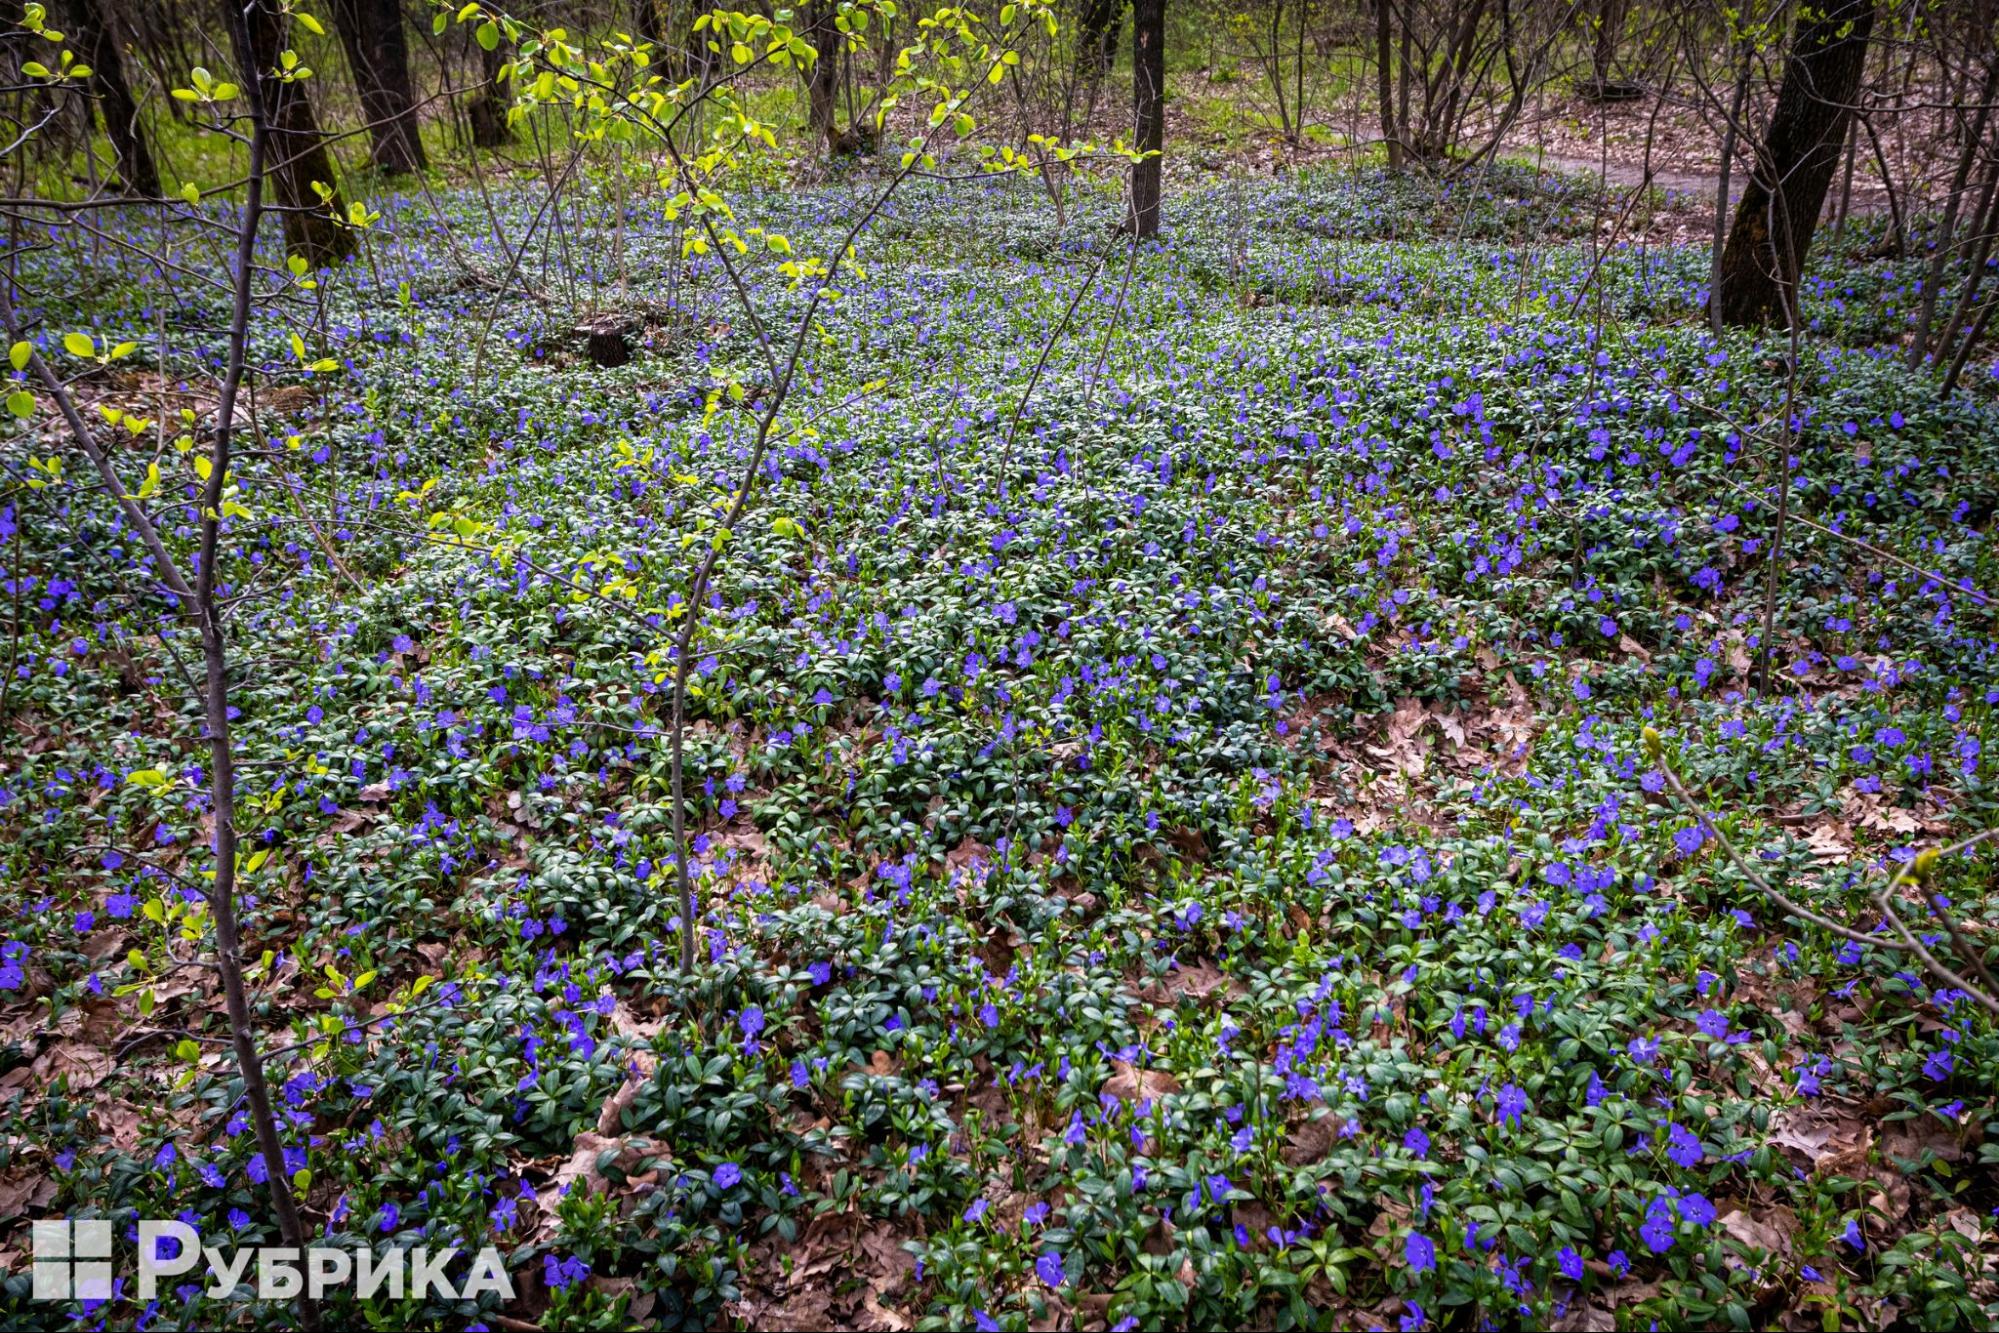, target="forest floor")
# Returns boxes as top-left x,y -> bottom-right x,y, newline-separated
0,161 -> 1996,1332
